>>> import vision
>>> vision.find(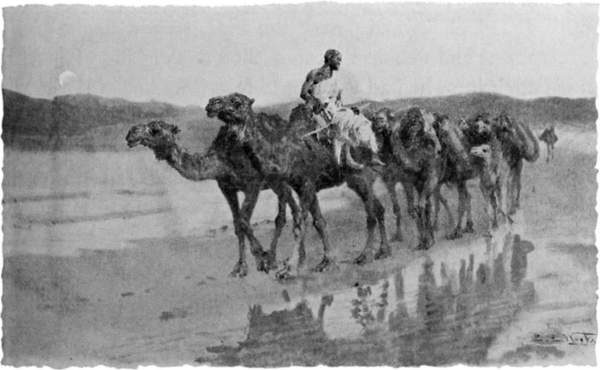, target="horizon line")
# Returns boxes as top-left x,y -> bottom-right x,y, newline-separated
2,87 -> 596,109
